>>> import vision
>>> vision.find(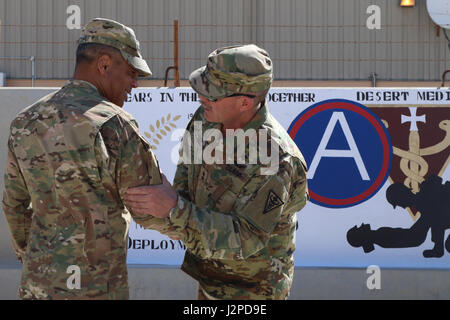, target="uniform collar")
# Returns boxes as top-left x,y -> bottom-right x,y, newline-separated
242,100 -> 268,131
64,79 -> 101,93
